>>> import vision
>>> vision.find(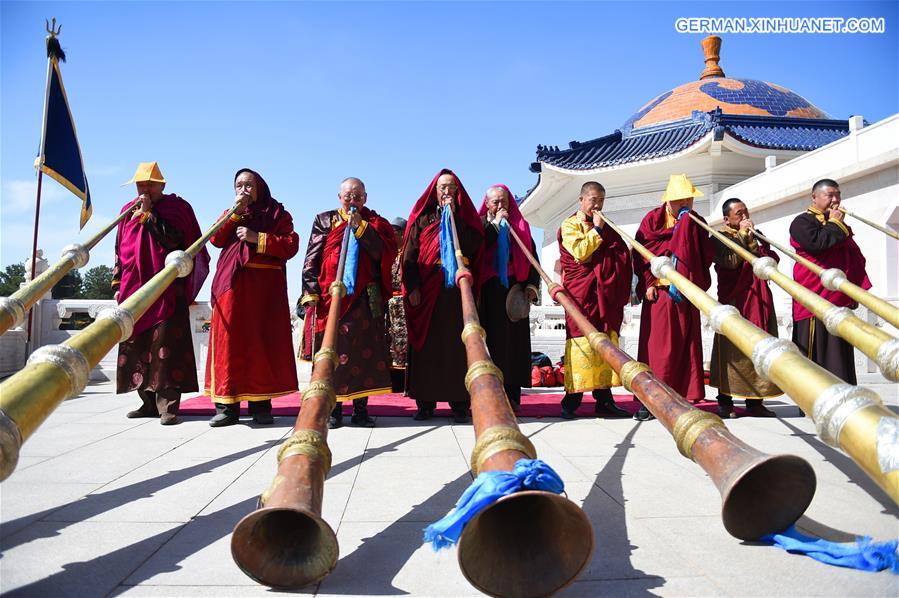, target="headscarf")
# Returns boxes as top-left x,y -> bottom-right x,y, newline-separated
210,168 -> 289,306
477,184 -> 533,286
402,168 -> 484,351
